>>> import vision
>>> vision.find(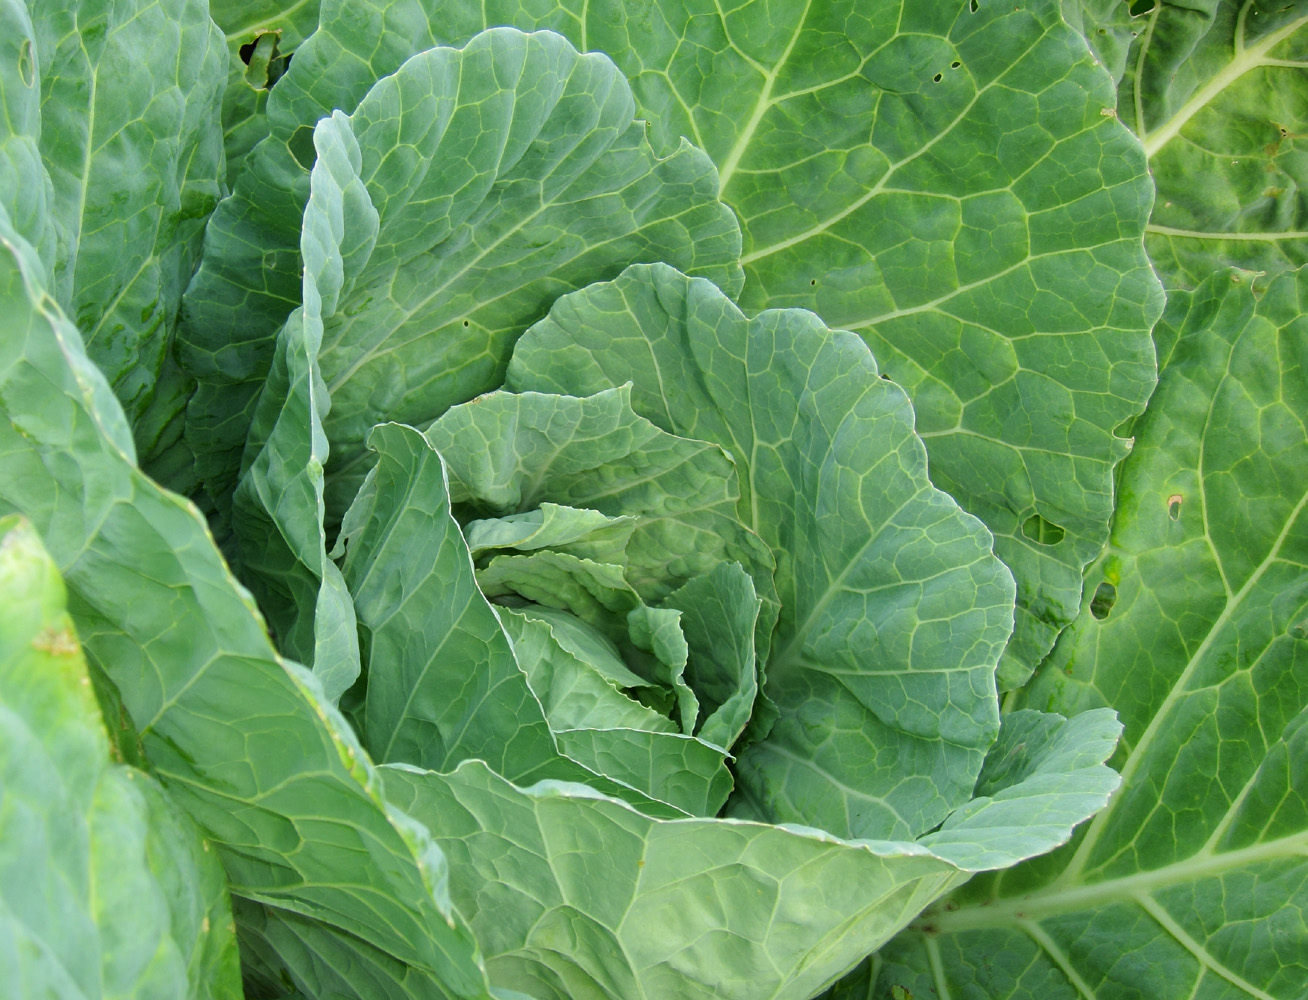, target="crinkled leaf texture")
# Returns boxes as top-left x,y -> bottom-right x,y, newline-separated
312,258 -> 1124,995
337,420 -> 697,819
0,208 -> 495,998
379,708 -> 1122,1000
509,263 -> 1016,840
0,515 -> 241,1000
269,0 -> 1162,692
182,25 -> 742,517
872,266 -> 1308,1000
1115,0 -> 1308,289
